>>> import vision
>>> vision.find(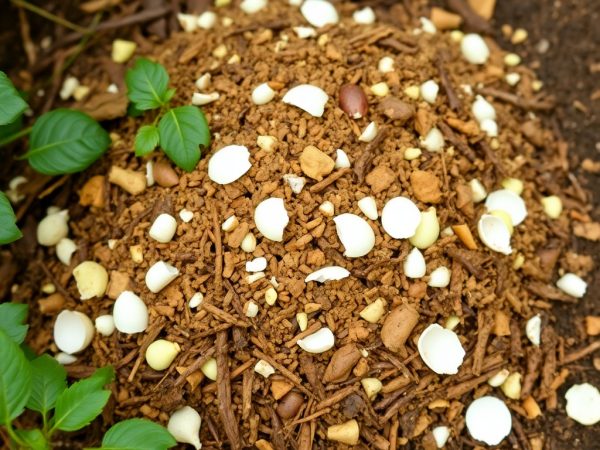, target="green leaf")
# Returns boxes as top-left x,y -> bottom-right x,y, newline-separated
125,58 -> 170,111
127,103 -> 144,118
15,429 -> 49,450
0,114 -> 23,142
162,88 -> 176,104
52,366 -> 114,432
0,192 -> 22,245
26,355 -> 67,415
25,109 -> 111,175
21,343 -> 38,361
0,71 -> 28,126
0,329 -> 32,425
97,418 -> 176,450
135,125 -> 159,156
158,106 -> 210,172
0,302 -> 28,343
